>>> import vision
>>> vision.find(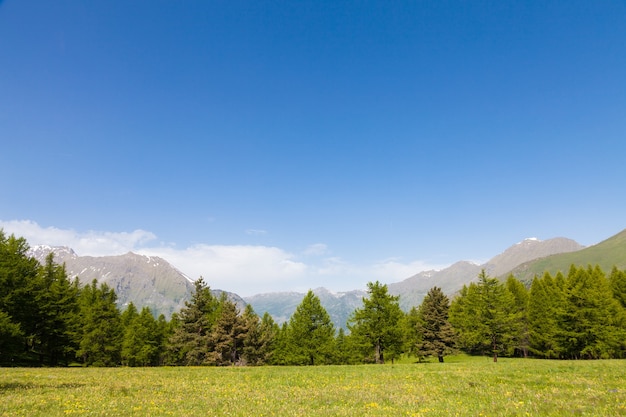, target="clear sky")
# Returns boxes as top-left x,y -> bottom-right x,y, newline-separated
1,1 -> 625,296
